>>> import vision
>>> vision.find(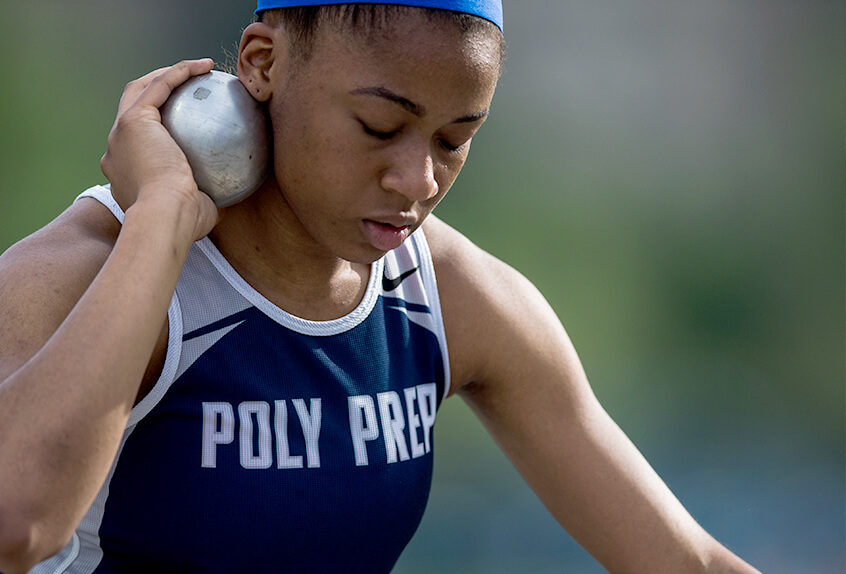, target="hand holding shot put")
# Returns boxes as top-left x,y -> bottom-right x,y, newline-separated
0,2 -> 761,573
101,58 -> 220,242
